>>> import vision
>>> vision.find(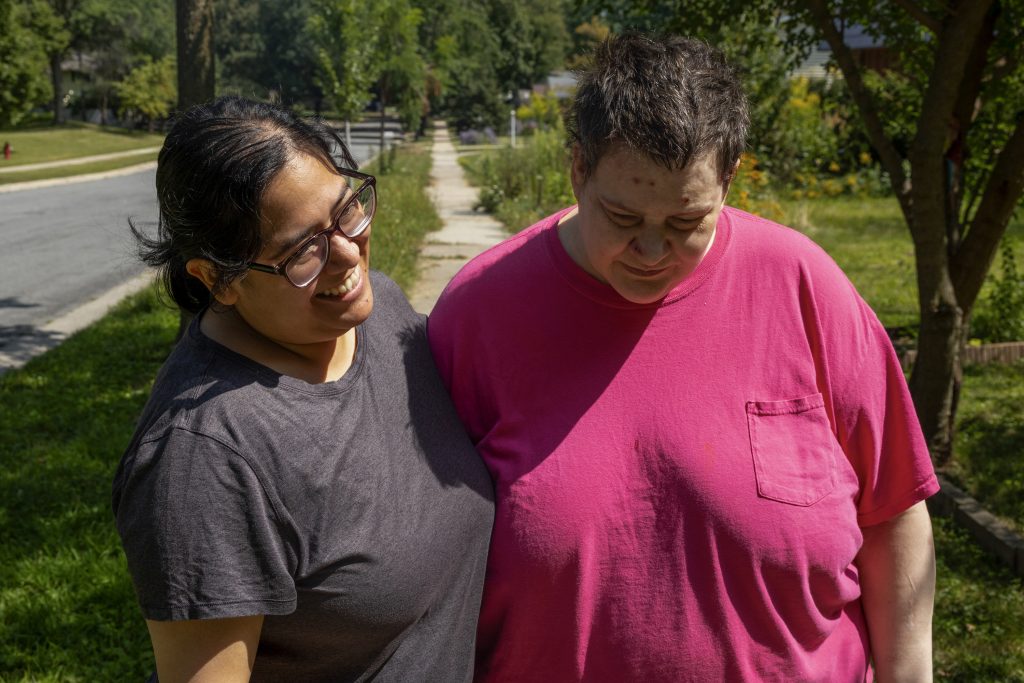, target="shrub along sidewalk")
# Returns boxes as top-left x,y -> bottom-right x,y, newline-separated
0,141 -> 440,681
